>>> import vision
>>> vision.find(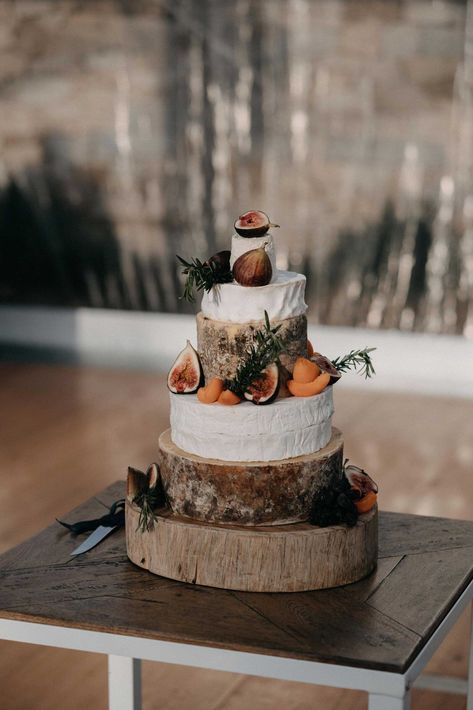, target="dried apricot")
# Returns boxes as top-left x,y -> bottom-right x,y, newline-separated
287,372 -> 331,397
355,491 -> 377,514
292,357 -> 321,384
218,389 -> 241,405
197,377 -> 224,404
